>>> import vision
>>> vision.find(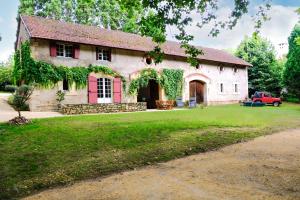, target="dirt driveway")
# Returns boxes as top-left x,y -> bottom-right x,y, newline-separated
24,129 -> 300,200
